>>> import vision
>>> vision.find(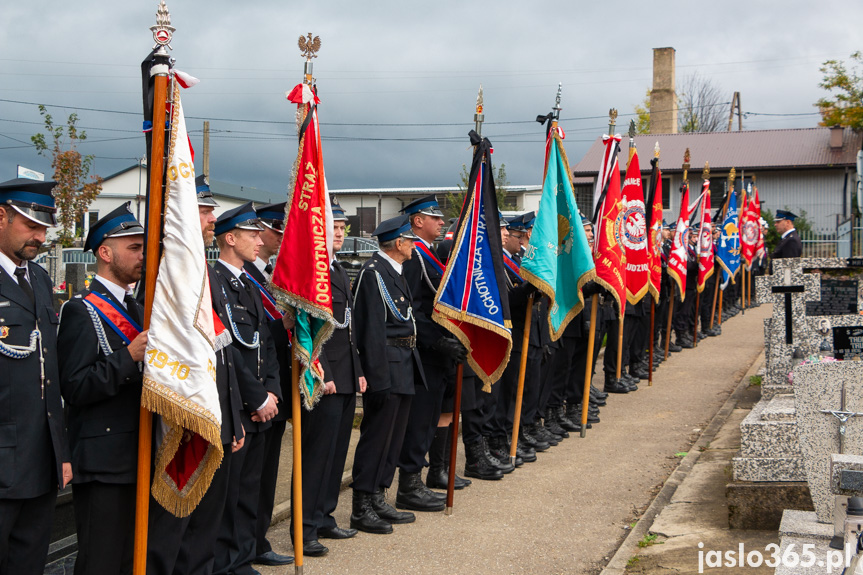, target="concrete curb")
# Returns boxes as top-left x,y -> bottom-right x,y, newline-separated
599,348 -> 766,575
